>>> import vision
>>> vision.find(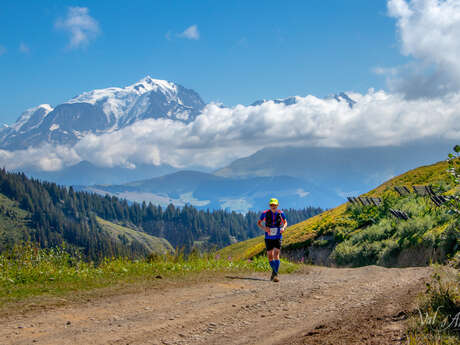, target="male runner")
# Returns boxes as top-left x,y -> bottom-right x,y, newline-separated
257,198 -> 287,282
